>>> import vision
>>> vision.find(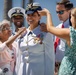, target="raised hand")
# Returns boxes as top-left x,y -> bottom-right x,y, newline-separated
38,8 -> 50,16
